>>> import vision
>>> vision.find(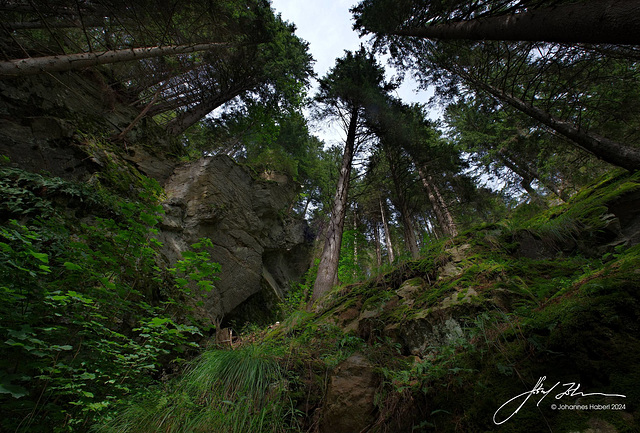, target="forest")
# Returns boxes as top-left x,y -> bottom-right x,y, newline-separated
0,0 -> 639,432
